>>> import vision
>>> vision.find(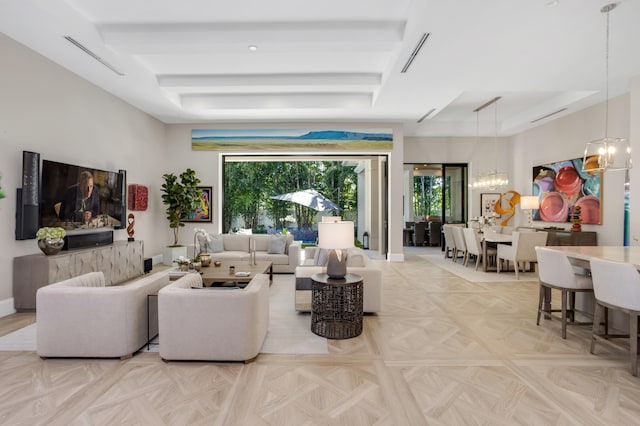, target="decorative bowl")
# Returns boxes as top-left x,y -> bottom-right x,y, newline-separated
214,260 -> 222,267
